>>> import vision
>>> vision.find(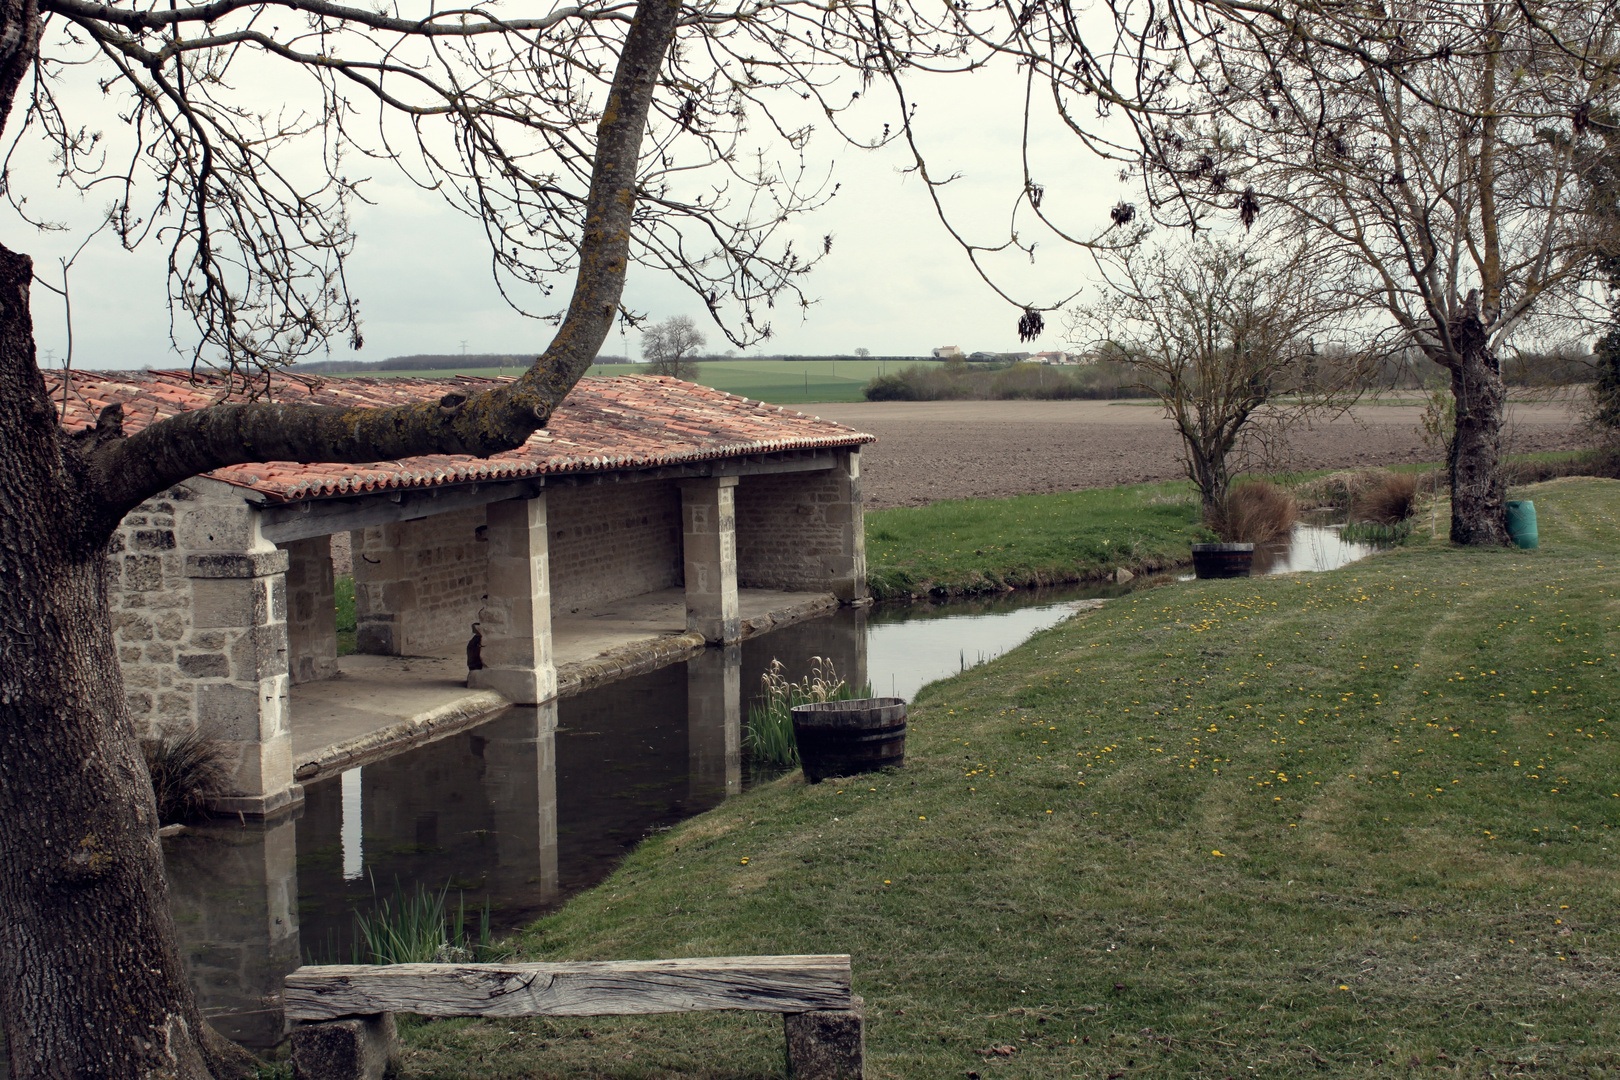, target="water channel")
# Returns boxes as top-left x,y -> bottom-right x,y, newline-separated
156,522 -> 1377,1048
